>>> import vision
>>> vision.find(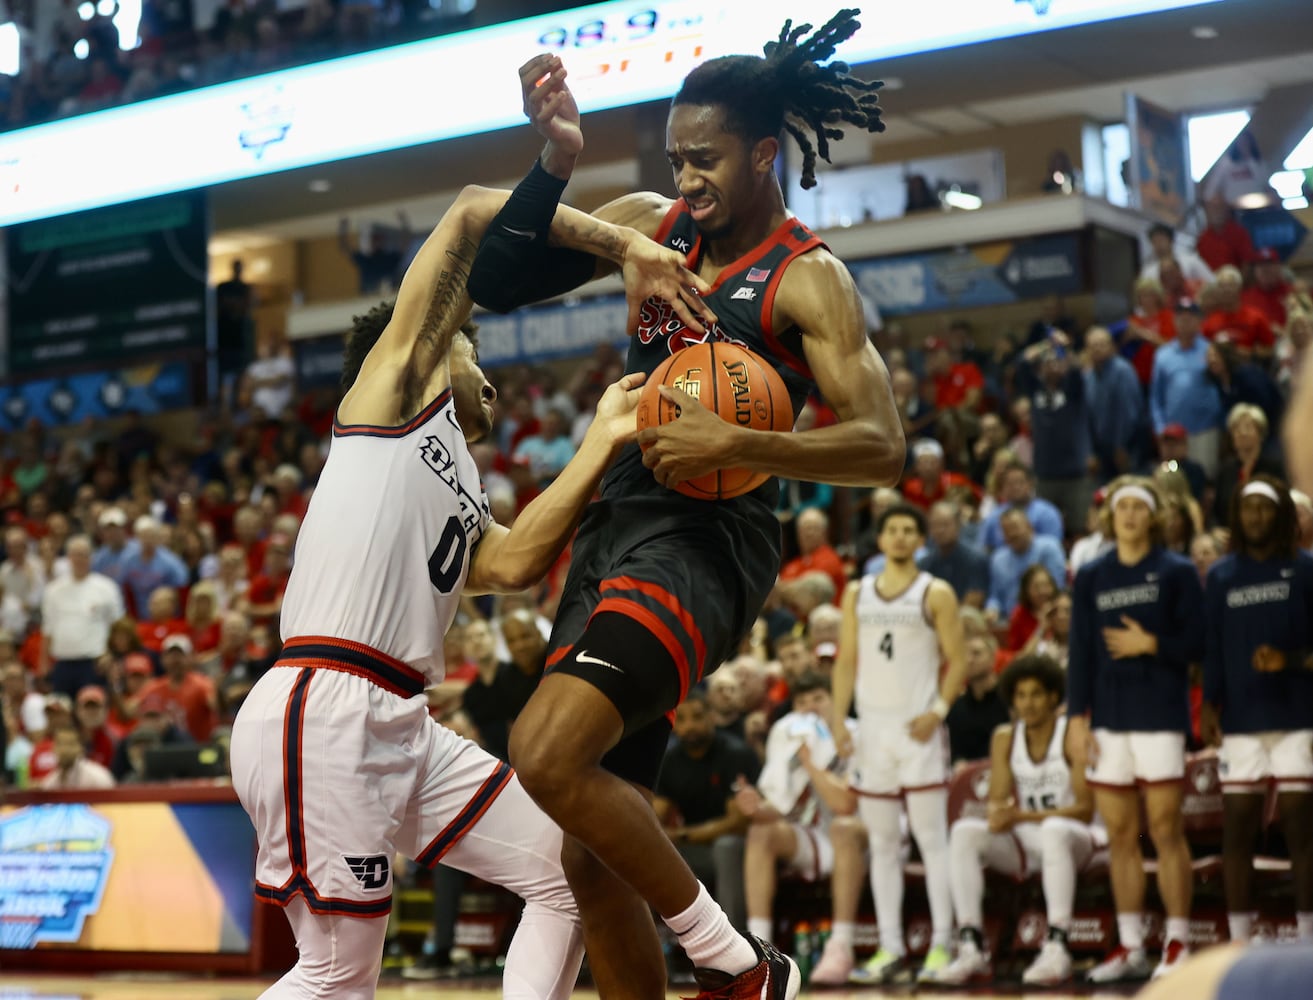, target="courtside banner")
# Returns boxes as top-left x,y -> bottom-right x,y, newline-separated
0,802 -> 255,953
0,0 -> 1219,225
